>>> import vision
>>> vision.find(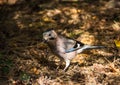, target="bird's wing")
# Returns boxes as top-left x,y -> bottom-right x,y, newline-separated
60,36 -> 84,53
64,39 -> 85,53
